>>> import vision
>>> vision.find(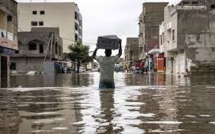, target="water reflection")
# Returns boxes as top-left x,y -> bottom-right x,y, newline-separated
10,73 -> 92,87
96,90 -> 115,133
0,90 -> 22,134
0,72 -> 214,133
